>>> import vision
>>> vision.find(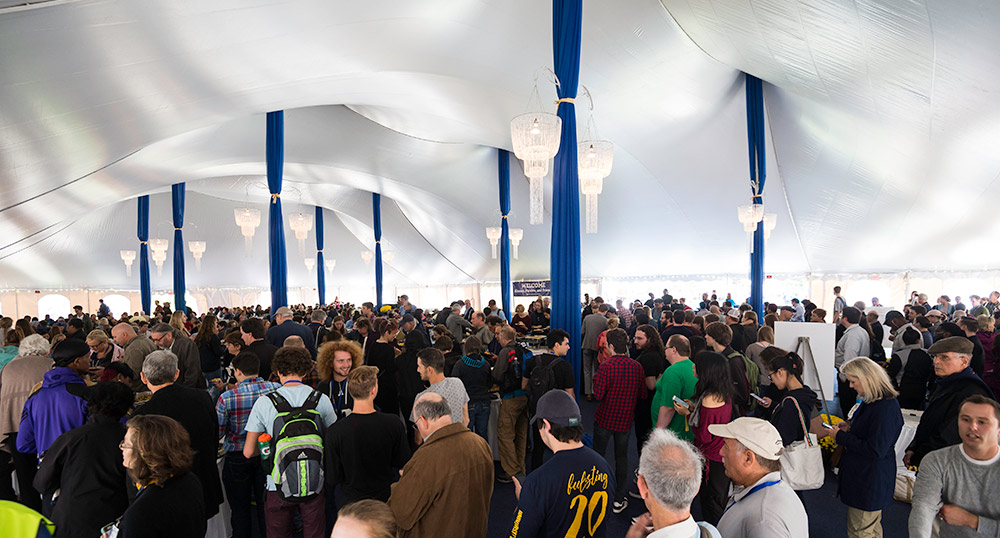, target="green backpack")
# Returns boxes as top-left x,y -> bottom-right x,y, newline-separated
729,351 -> 760,400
